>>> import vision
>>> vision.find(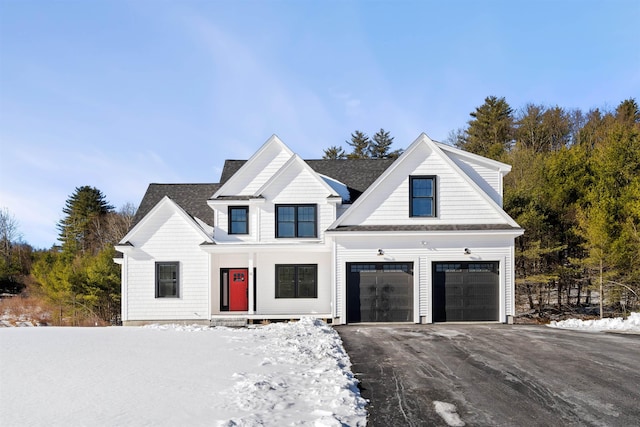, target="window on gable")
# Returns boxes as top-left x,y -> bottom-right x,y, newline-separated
410,176 -> 436,217
276,205 -> 317,238
275,264 -> 317,298
229,206 -> 249,234
156,262 -> 179,298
